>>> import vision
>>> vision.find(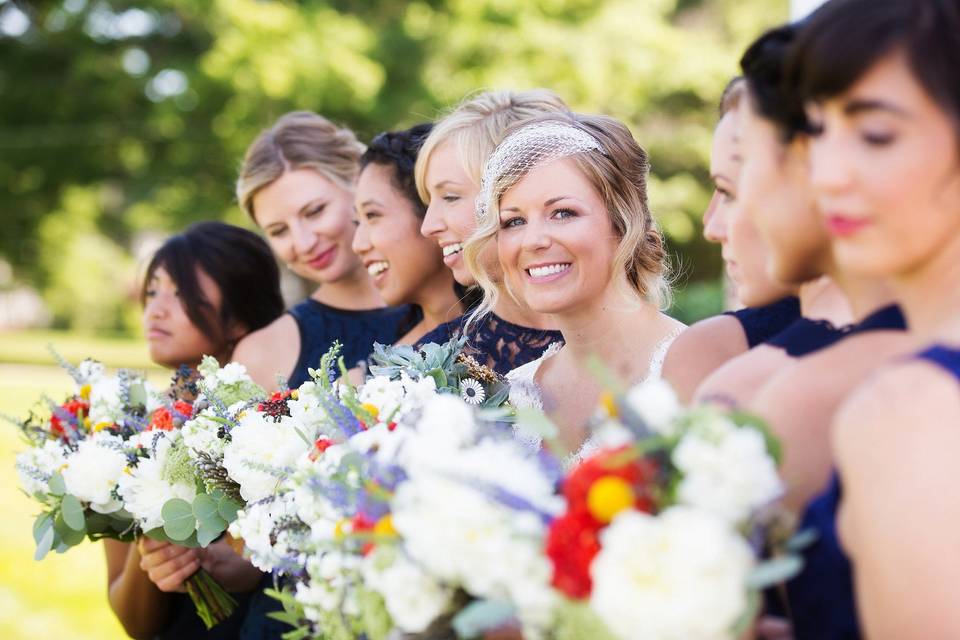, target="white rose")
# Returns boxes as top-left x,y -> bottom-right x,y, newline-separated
229,493 -> 304,572
591,507 -> 754,640
623,378 -> 682,436
61,434 -> 129,513
181,408 -> 226,460
358,376 -> 407,421
216,362 -> 250,386
673,420 -> 783,524
87,376 -> 124,425
222,412 -> 315,502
